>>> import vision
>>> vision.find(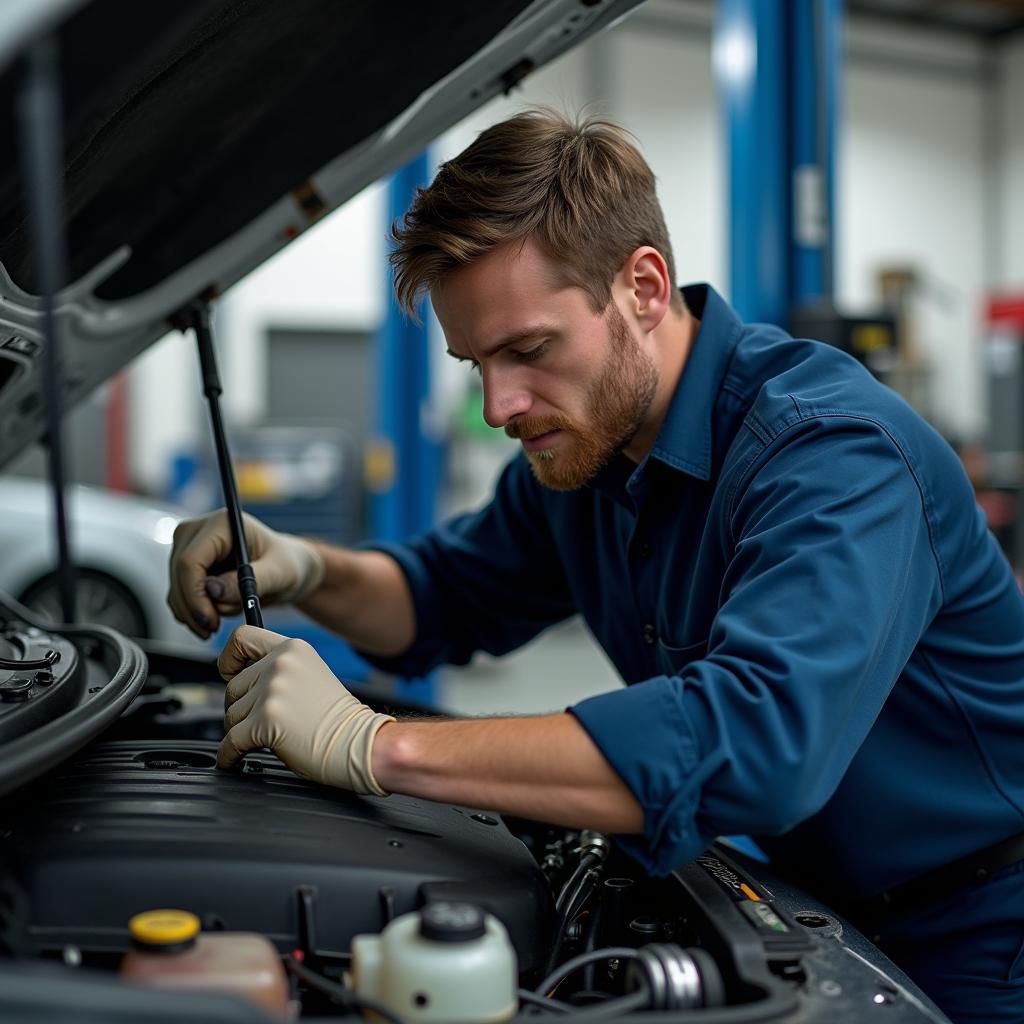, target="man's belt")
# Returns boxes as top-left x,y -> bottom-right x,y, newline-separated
848,831 -> 1024,924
